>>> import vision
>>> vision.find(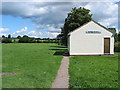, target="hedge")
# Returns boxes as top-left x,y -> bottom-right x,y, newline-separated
114,42 -> 120,52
